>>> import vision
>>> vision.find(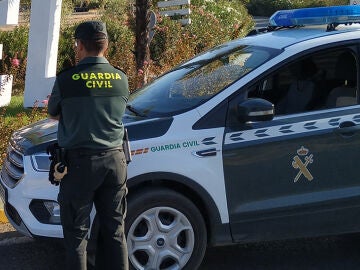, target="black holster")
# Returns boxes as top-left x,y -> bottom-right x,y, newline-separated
122,128 -> 132,164
46,143 -> 67,186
